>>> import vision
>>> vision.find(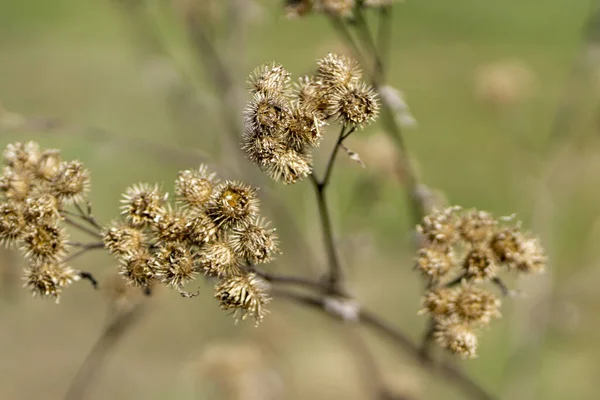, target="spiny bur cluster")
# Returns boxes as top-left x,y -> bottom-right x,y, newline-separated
415,206 -> 546,359
285,0 -> 399,18
242,53 -> 379,184
0,142 -> 91,302
106,165 -> 278,325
